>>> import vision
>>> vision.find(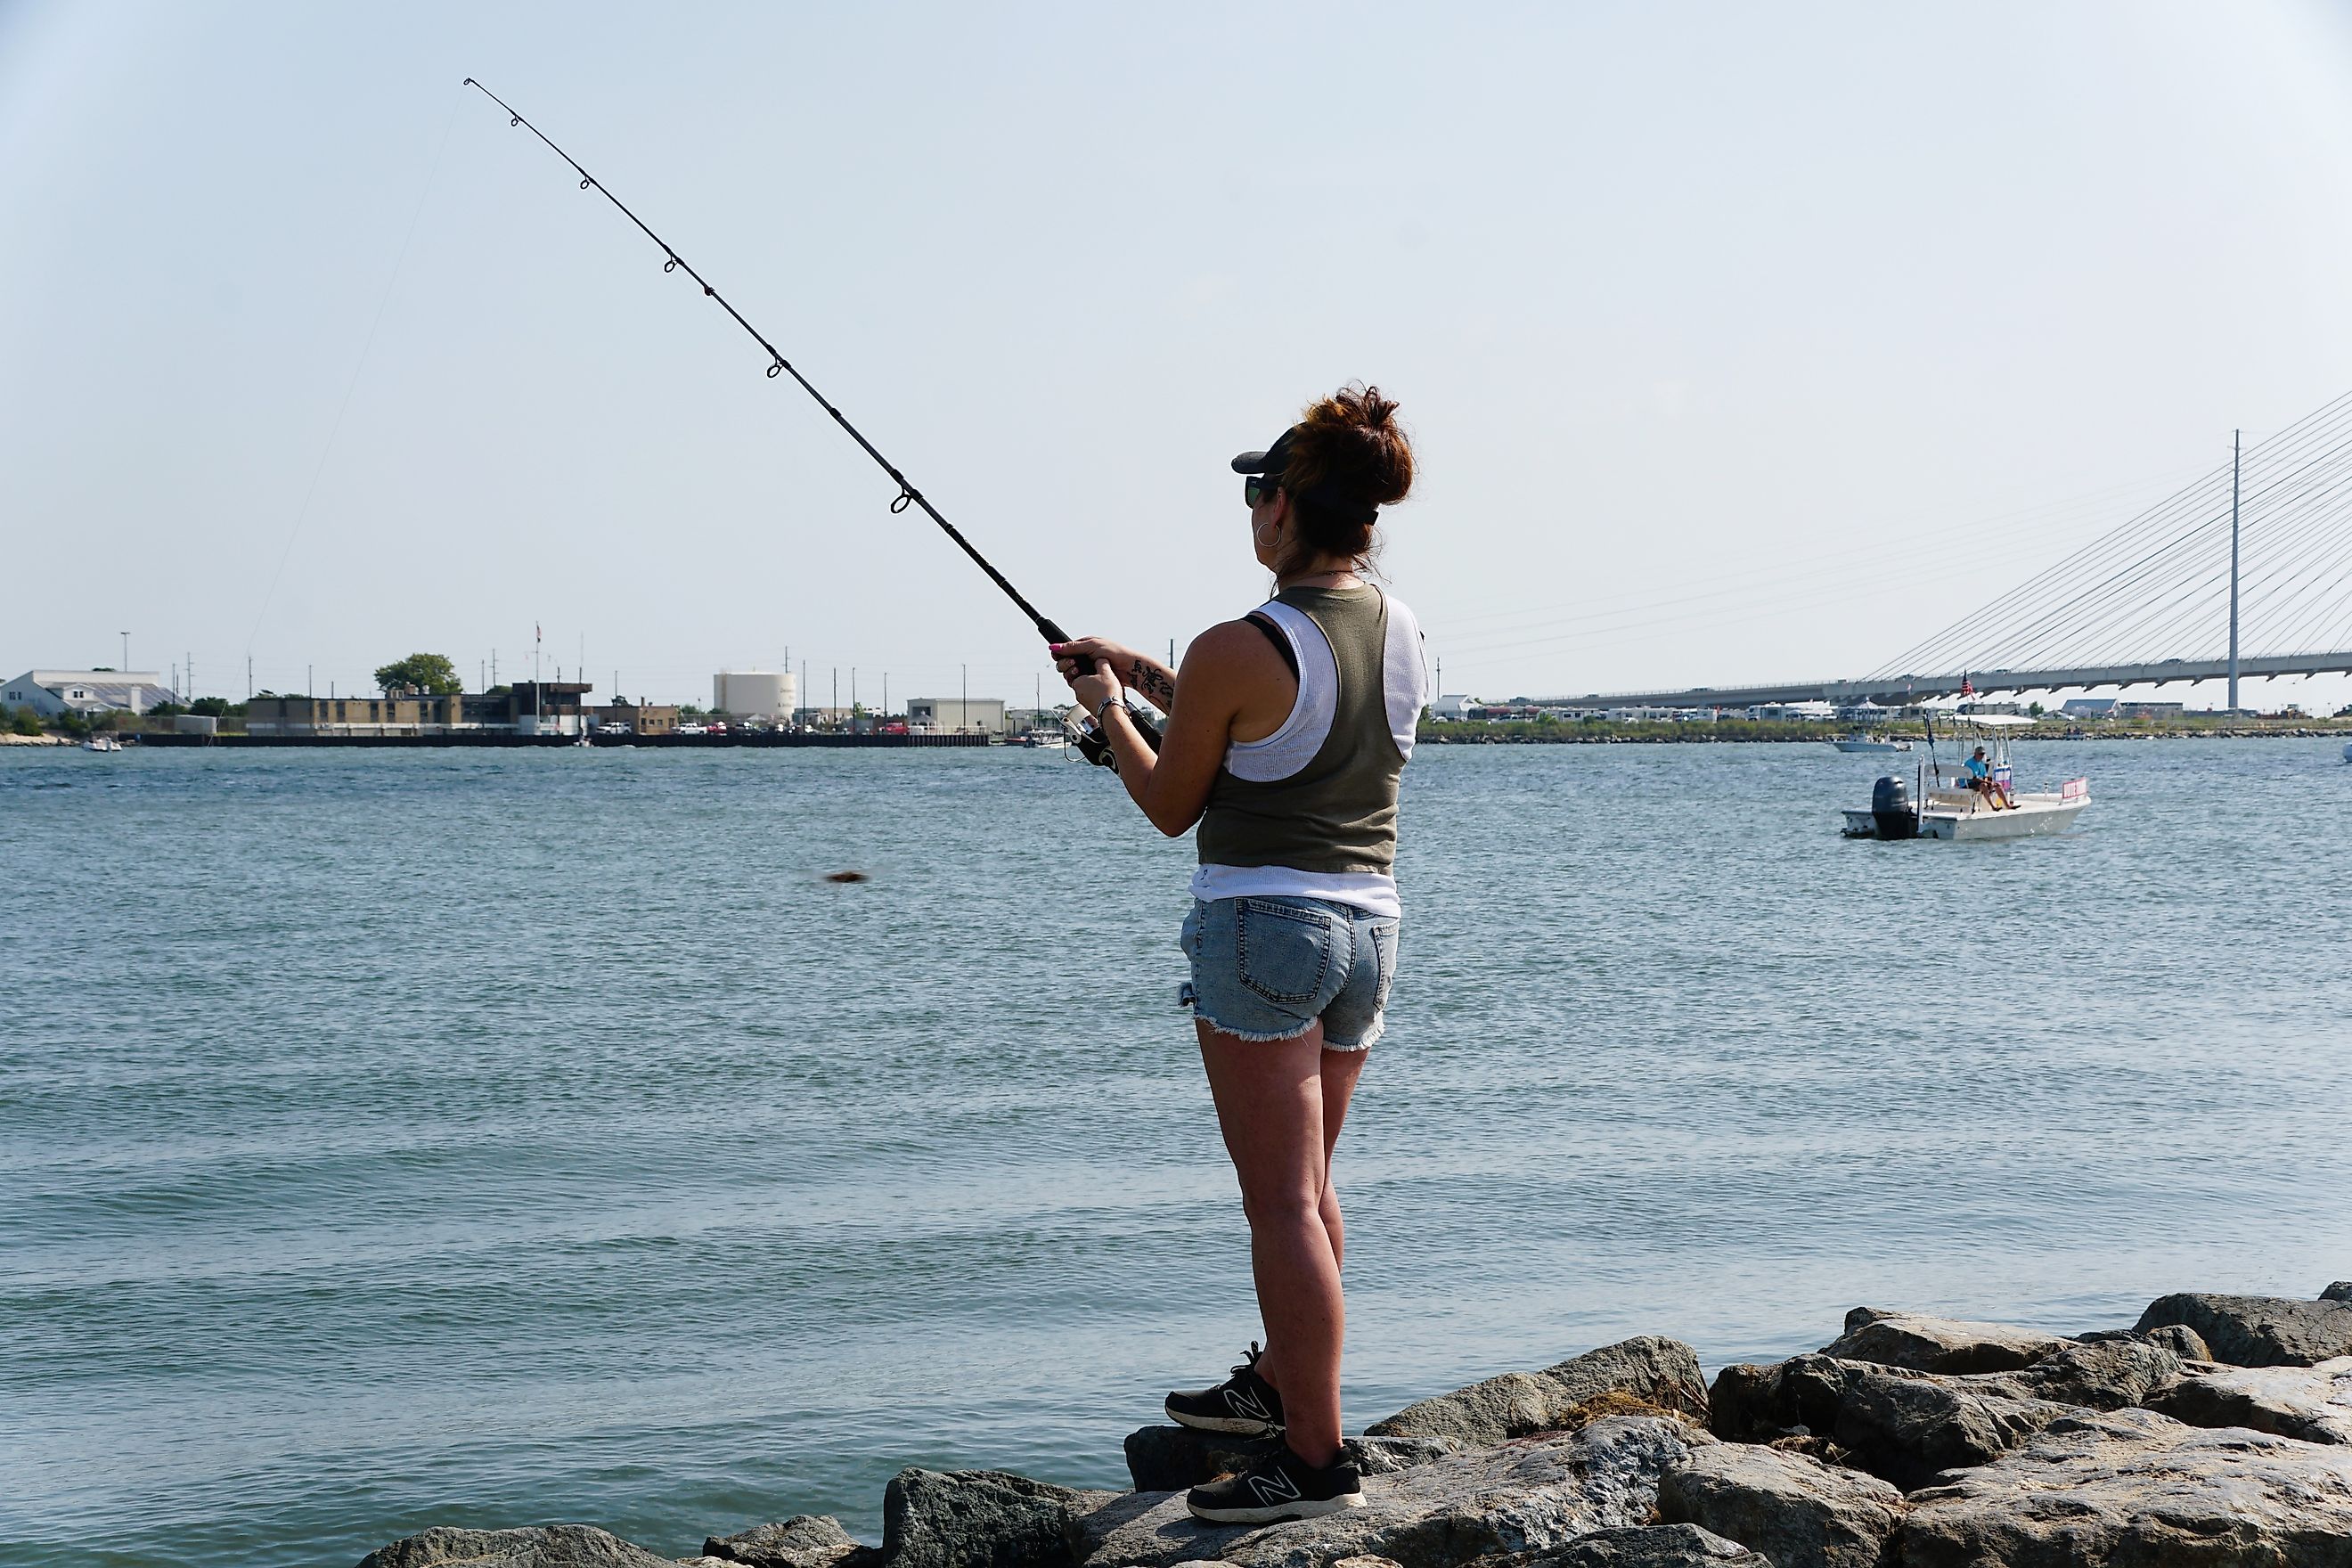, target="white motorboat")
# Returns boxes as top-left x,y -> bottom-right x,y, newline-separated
1833,734 -> 1911,754
81,733 -> 124,752
1842,713 -> 2088,841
